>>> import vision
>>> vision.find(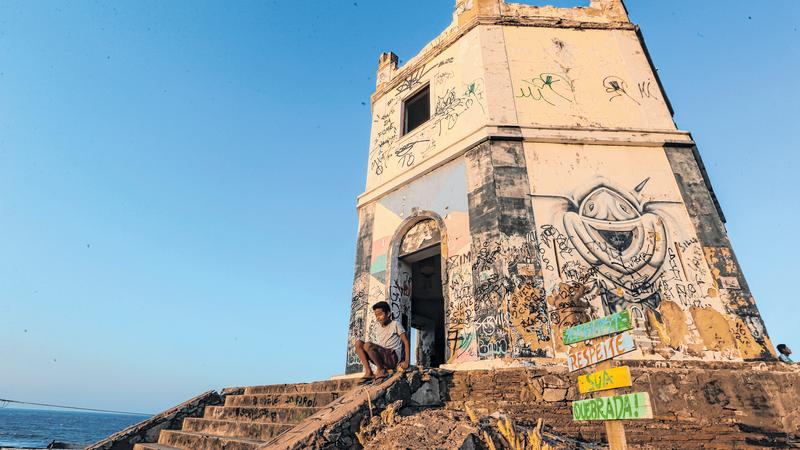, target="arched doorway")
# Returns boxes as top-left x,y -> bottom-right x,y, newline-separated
396,218 -> 446,368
